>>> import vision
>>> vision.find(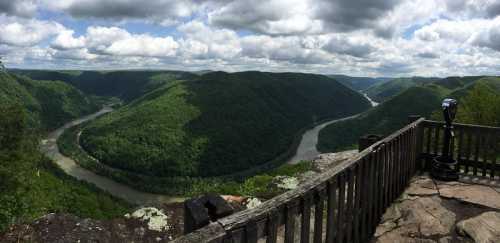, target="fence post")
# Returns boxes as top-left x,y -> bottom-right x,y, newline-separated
409,116 -> 425,172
